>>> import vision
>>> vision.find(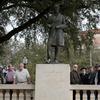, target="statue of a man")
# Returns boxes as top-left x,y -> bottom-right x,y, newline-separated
47,4 -> 66,63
